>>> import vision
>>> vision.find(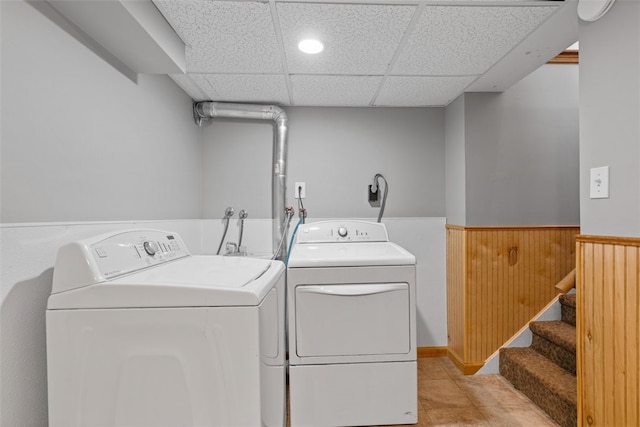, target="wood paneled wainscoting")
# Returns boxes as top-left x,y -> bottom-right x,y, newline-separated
577,235 -> 639,427
446,225 -> 579,374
